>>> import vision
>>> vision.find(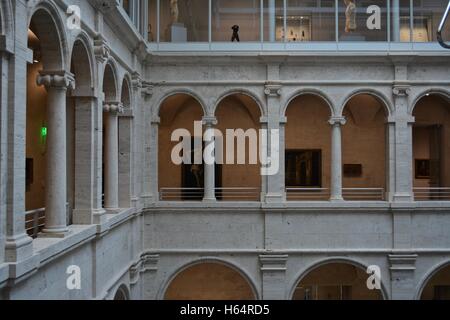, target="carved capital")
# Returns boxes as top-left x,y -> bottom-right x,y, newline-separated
141,83 -> 154,97
328,116 -> 347,126
393,85 -> 411,97
202,116 -> 218,127
264,83 -> 282,97
103,102 -> 124,115
36,70 -> 75,90
260,254 -> 289,272
141,253 -> 160,272
389,254 -> 418,271
93,34 -> 110,63
131,72 -> 142,90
